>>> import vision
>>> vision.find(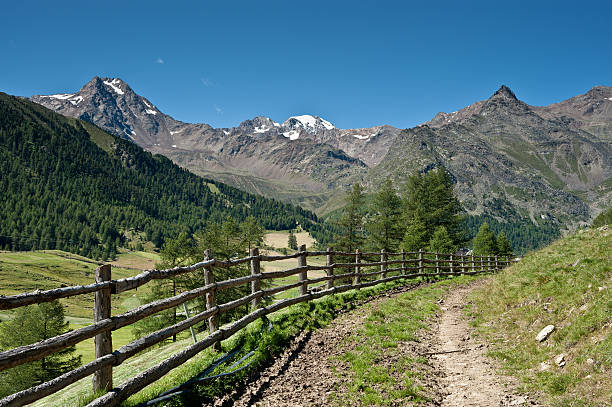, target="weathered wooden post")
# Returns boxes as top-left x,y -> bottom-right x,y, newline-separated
183,303 -> 197,344
480,256 -> 484,271
298,244 -> 308,296
326,247 -> 334,290
450,254 -> 454,274
380,249 -> 387,280
435,253 -> 440,275
93,264 -> 112,393
495,255 -> 499,271
203,249 -> 221,351
471,253 -> 475,272
487,255 -> 492,271
419,248 -> 424,279
250,247 -> 261,311
401,249 -> 407,275
354,249 -> 361,288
